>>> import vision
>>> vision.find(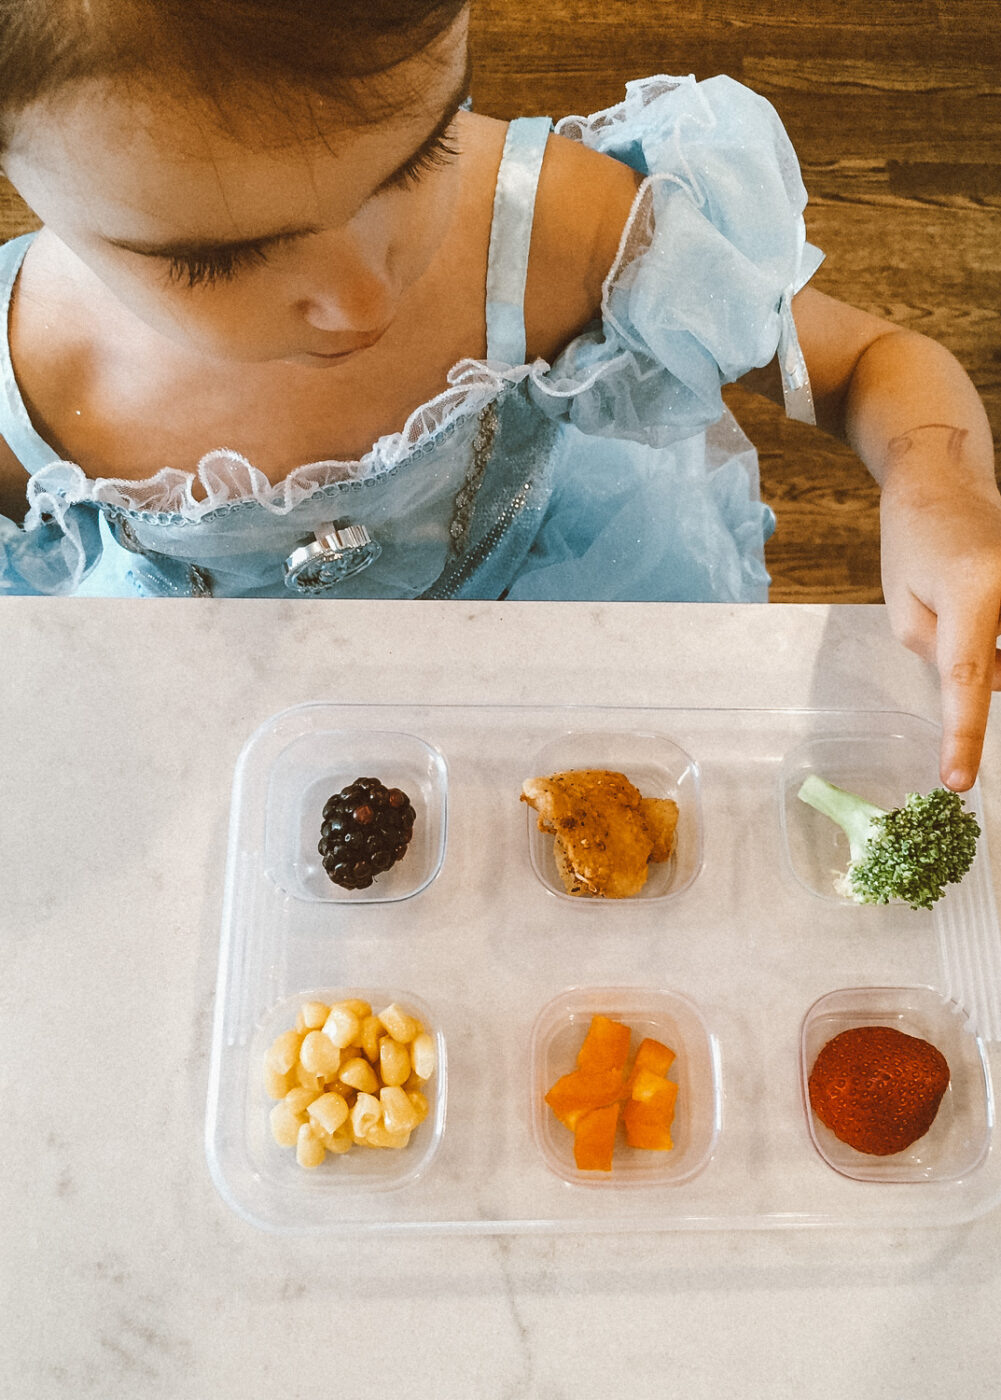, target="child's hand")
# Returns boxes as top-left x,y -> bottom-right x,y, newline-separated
785,291 -> 1001,792
879,463 -> 1001,792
